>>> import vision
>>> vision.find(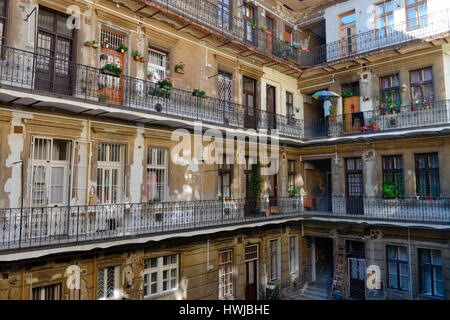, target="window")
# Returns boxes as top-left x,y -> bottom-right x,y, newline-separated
148,48 -> 168,83
289,235 -> 299,274
386,245 -> 408,291
243,5 -> 255,43
218,154 -> 232,198
245,244 -> 258,261
30,137 -> 71,207
406,0 -> 427,29
340,11 -> 356,25
418,248 -> 443,297
269,239 -> 280,281
379,74 -> 400,109
375,1 -> 394,39
288,160 -> 295,196
286,91 -> 294,117
147,147 -> 168,202
218,0 -> 231,31
218,70 -> 233,111
219,249 -> 233,298
415,153 -> 440,198
382,155 -> 404,198
97,143 -> 124,204
32,283 -> 61,300
143,254 -> 178,298
410,67 -> 433,106
0,0 -> 7,45
97,266 -> 120,300
285,26 -> 293,44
